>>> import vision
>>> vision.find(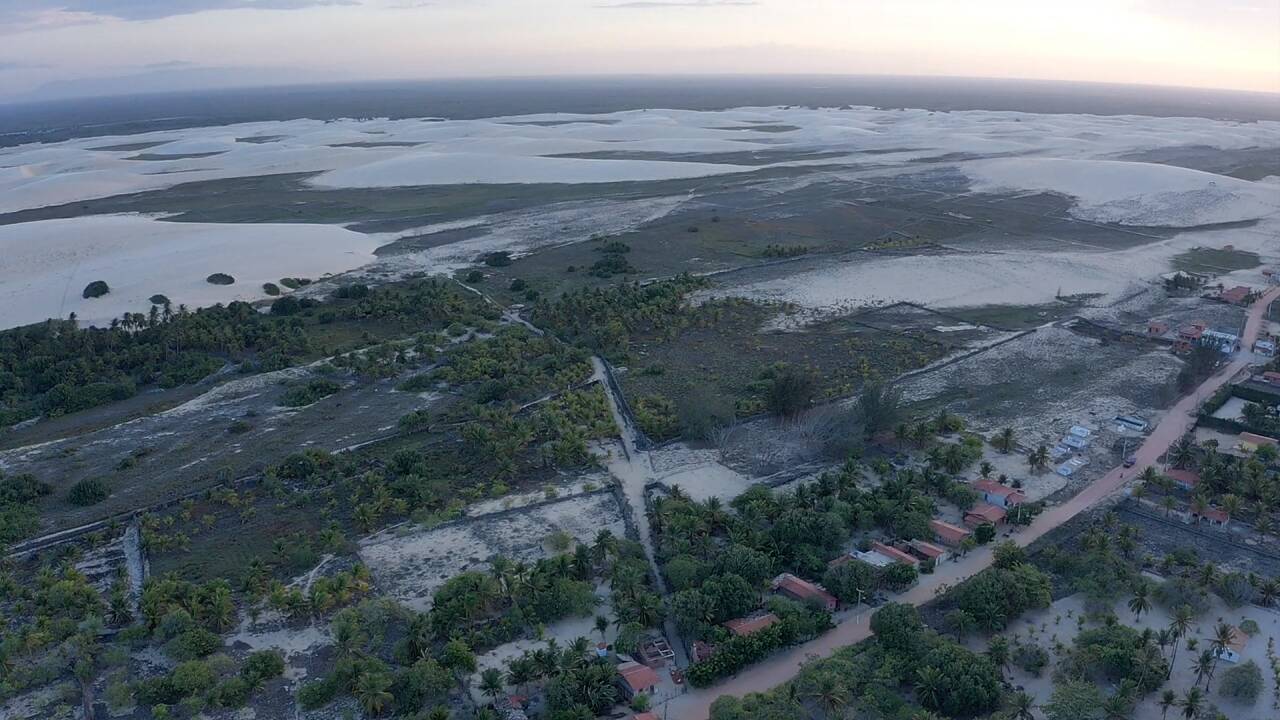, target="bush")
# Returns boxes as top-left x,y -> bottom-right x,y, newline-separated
763,364 -> 815,417
261,283 -> 281,296
227,419 -> 252,435
82,280 -> 110,298
333,283 -> 369,299
465,270 -> 484,283
1218,659 -> 1263,700
206,273 -> 235,285
297,677 -> 338,709
170,660 -> 217,697
1154,576 -> 1210,616
482,251 -> 512,267
1013,642 -> 1050,676
168,628 -> 221,660
241,651 -> 286,686
676,387 -> 736,441
149,294 -> 171,305
1213,572 -> 1256,608
67,478 -> 109,506
280,378 -> 341,407
0,472 -> 51,504
974,523 -> 996,544
209,677 -> 251,708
